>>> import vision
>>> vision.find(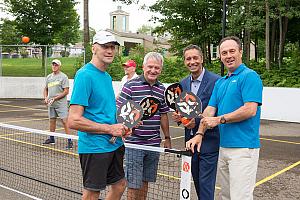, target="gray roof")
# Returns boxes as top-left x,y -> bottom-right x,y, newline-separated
110,9 -> 129,16
106,29 -> 154,42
